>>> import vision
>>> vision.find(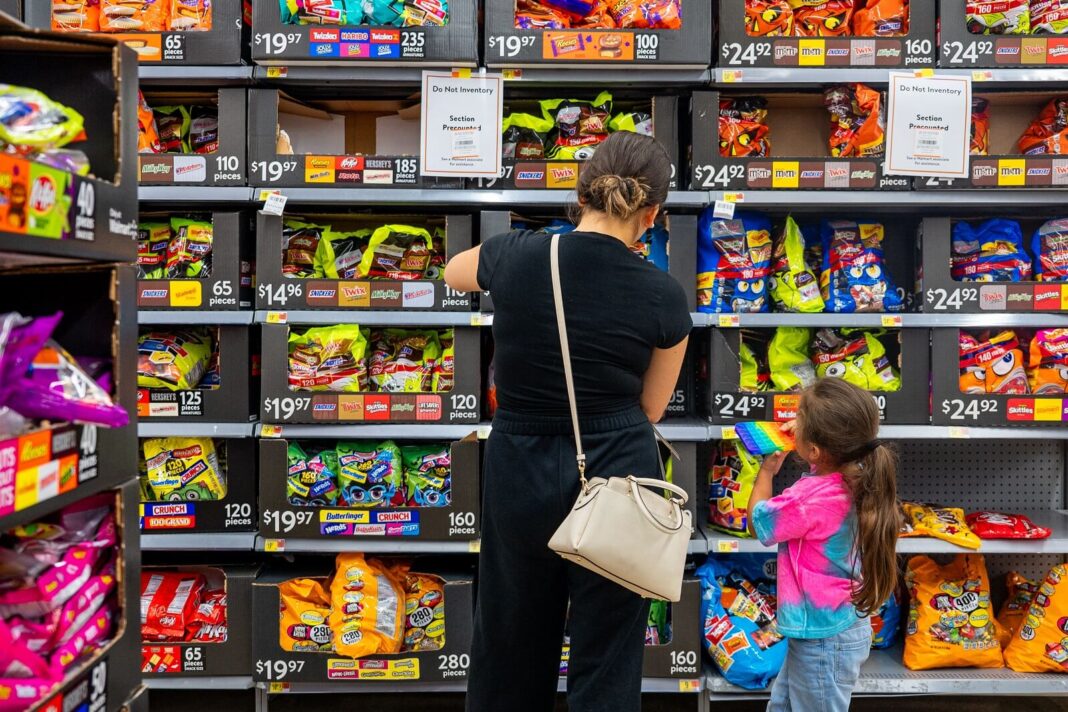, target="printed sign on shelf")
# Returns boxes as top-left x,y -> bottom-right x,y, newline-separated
420,71 -> 503,177
886,73 -> 972,179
